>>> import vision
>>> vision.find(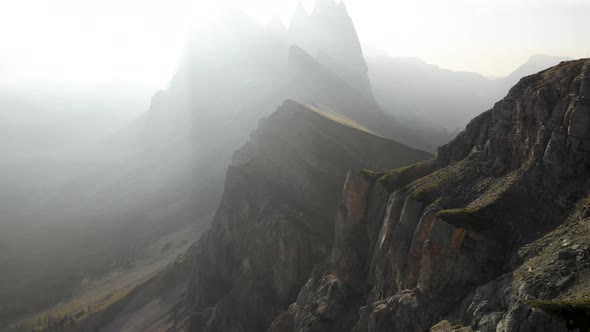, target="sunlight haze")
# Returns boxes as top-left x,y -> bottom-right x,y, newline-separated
1,1 -> 589,330
1,0 -> 588,90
